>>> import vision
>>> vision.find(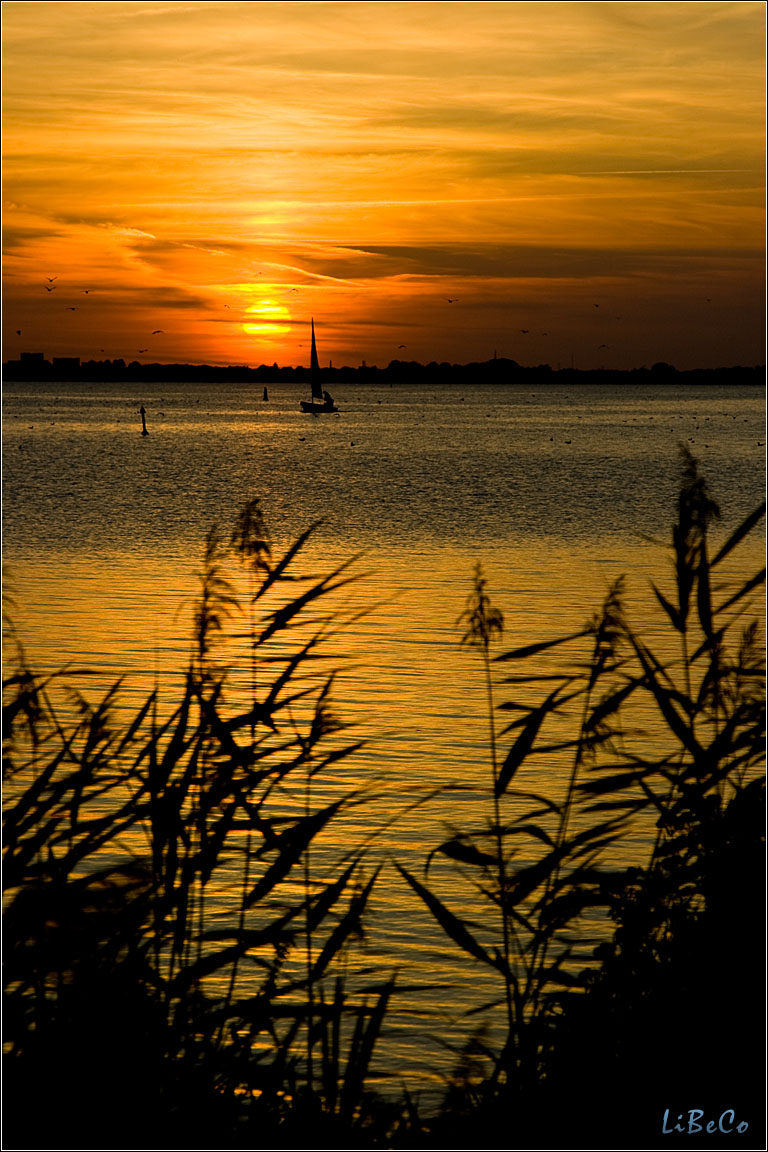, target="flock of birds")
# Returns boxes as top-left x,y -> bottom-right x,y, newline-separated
421,298 -> 625,354
33,276 -> 170,354
22,277 -> 722,363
